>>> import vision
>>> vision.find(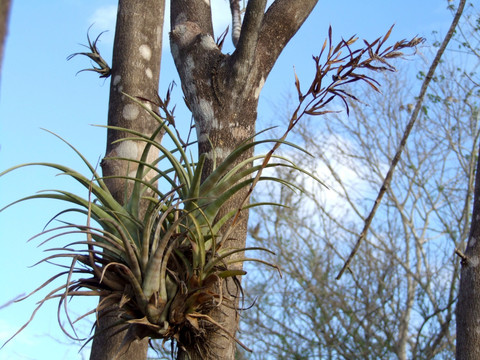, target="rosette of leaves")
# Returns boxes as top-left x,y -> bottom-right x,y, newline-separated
0,99 -> 319,356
